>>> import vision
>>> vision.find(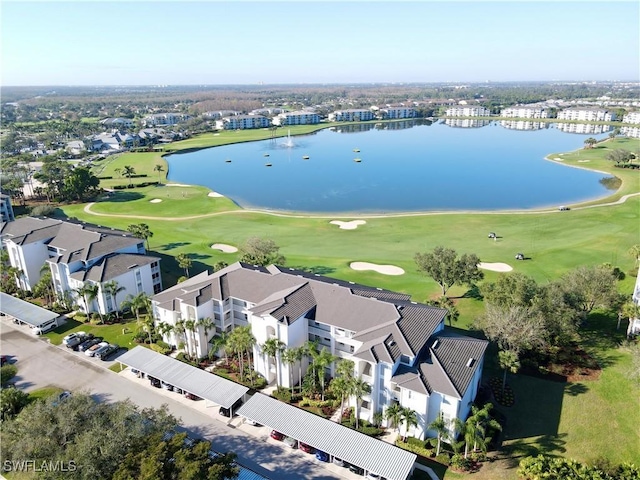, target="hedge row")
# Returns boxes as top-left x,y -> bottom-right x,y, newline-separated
112,181 -> 160,190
